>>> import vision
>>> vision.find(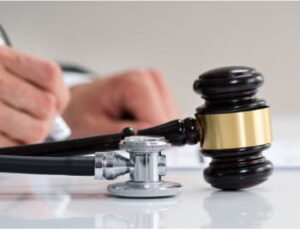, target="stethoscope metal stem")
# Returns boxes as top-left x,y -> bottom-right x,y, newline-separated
95,136 -> 182,198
